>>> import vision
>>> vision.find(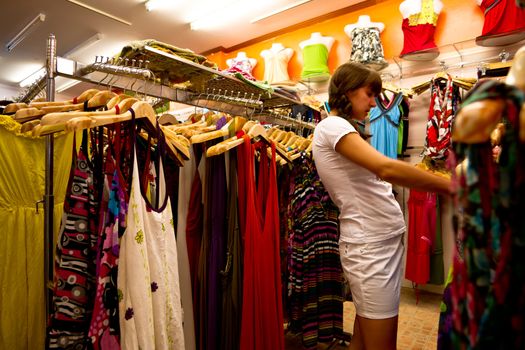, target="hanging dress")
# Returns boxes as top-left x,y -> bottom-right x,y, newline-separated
349,27 -> 388,71
400,0 -> 440,58
286,156 -> 344,349
369,92 -> 404,159
118,115 -> 184,350
176,146 -> 197,350
239,137 -> 285,350
438,80 -> 525,349
220,151 -> 242,350
48,132 -> 98,349
89,127 -> 128,350
423,75 -> 457,161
